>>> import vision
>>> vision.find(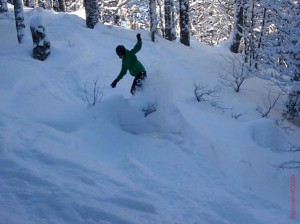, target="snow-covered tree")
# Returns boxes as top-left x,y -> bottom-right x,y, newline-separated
163,0 -> 176,41
122,2 -> 148,30
259,0 -> 300,120
157,0 -> 165,37
95,0 -> 235,46
65,0 -> 83,11
229,0 -> 300,120
53,0 -> 82,12
13,0 -> 25,44
23,0 -> 53,9
99,0 -> 148,30
38,0 -> 48,8
190,0 -> 234,45
98,0 -> 116,24
149,0 -> 158,41
0,0 -> 8,12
